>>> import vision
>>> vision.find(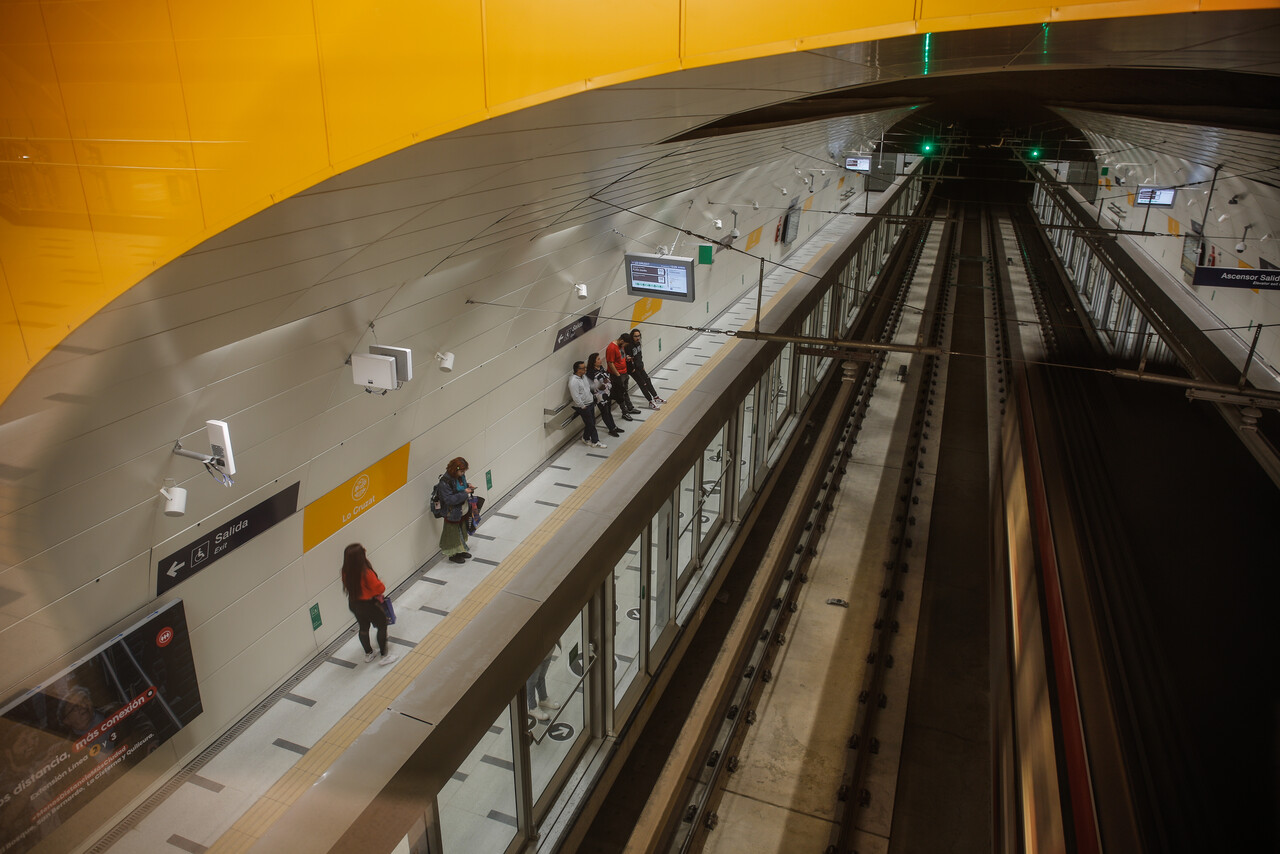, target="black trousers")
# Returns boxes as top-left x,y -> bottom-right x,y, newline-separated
610,373 -> 634,411
574,403 -> 599,443
597,397 -> 619,432
631,365 -> 659,402
349,597 -> 388,655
